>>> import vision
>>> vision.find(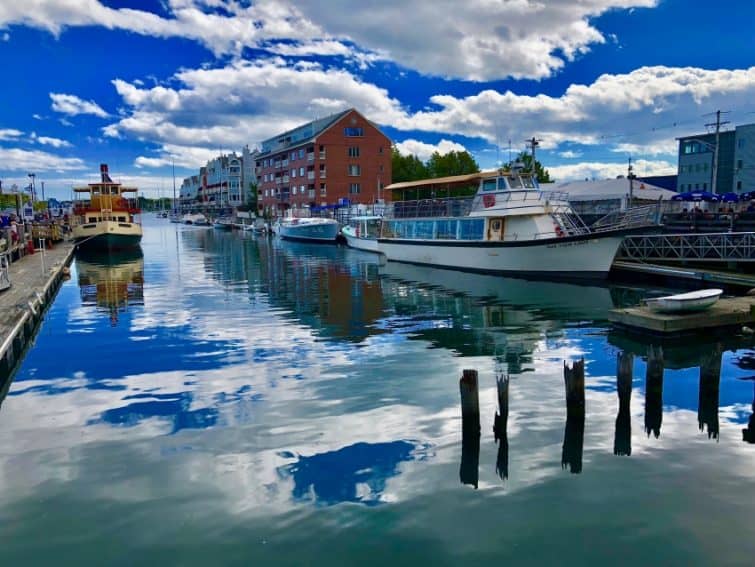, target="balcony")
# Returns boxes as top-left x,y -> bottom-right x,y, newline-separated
307,171 -> 315,180
319,151 -> 326,159
319,170 -> 326,179
307,153 -> 314,161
